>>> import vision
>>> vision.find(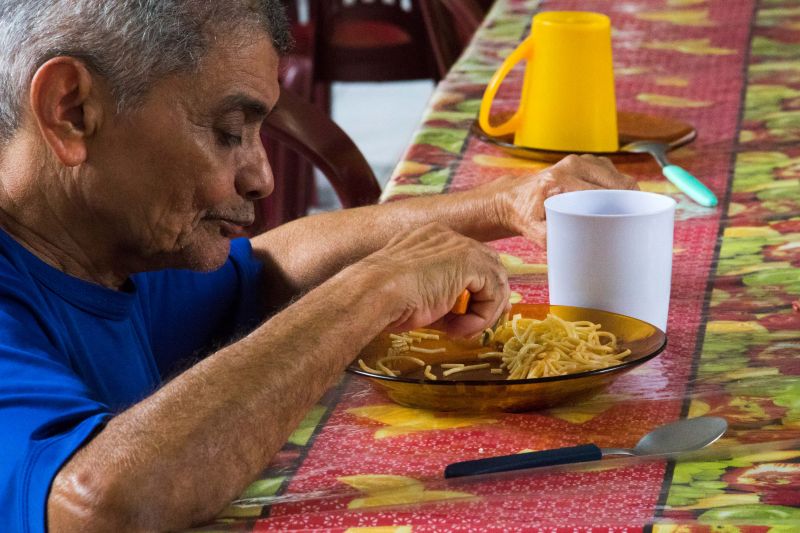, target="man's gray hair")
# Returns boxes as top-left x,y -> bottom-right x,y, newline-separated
0,0 -> 292,143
